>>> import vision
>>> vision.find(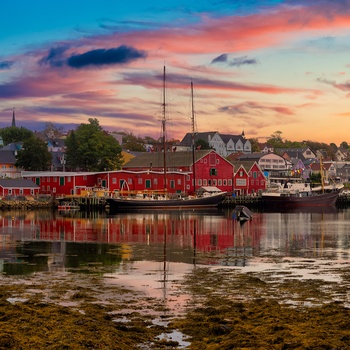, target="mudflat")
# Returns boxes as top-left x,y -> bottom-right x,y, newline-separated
1,260 -> 350,349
